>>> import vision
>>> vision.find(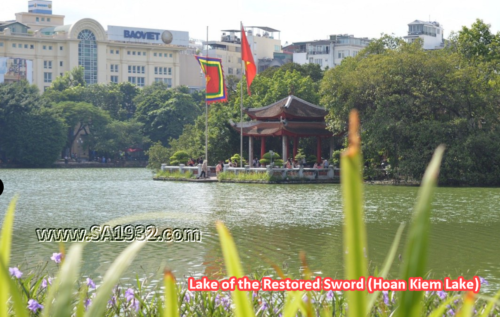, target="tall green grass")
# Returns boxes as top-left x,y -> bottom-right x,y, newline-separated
2,109 -> 499,316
